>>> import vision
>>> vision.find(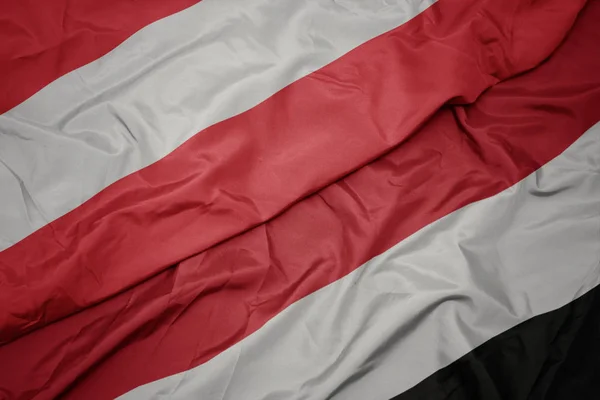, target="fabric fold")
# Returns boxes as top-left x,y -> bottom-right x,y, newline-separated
0,0 -> 587,345
0,0 -> 597,395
